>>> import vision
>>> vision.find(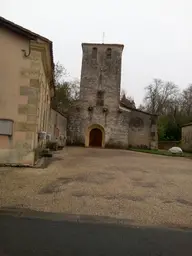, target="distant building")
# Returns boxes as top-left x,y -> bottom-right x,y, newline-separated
68,43 -> 158,149
182,122 -> 192,152
48,108 -> 67,148
0,16 -> 55,165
